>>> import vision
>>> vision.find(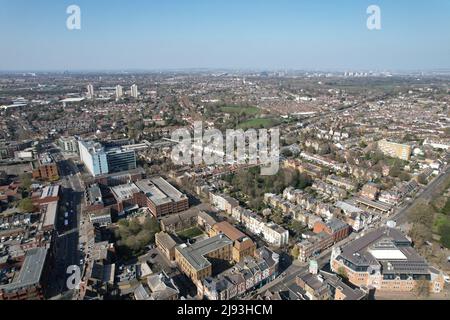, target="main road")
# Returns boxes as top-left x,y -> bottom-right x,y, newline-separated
47,149 -> 85,299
